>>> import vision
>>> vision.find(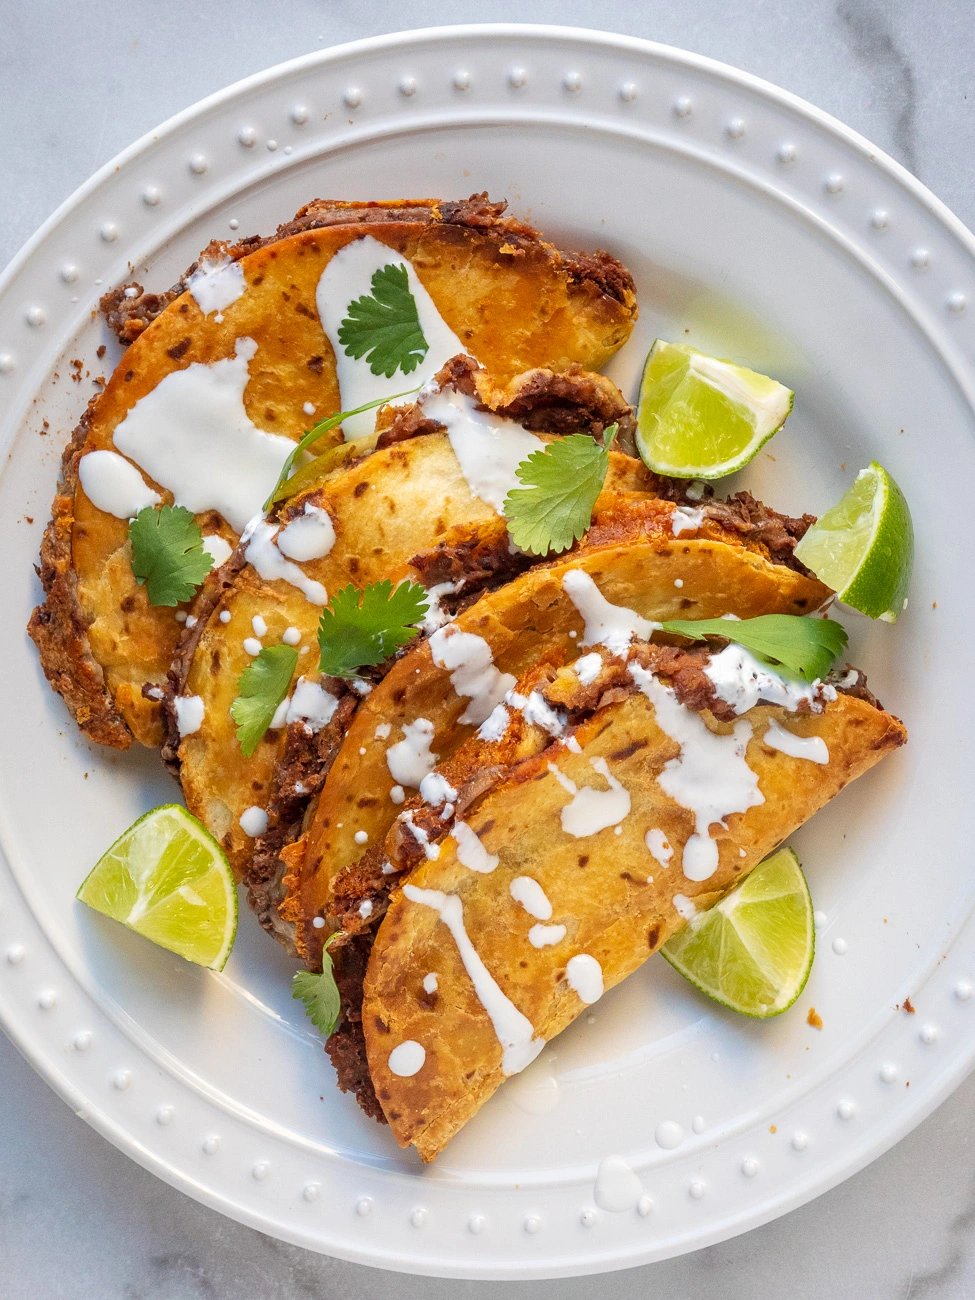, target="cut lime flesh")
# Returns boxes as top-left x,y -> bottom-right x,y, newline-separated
661,847 -> 814,1017
794,461 -> 913,622
636,339 -> 794,479
77,805 -> 237,971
